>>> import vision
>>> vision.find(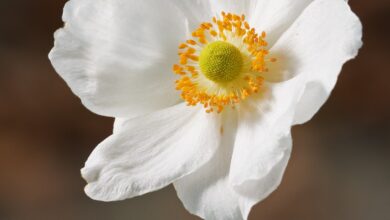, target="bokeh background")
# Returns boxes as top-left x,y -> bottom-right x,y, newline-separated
0,0 -> 389,219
